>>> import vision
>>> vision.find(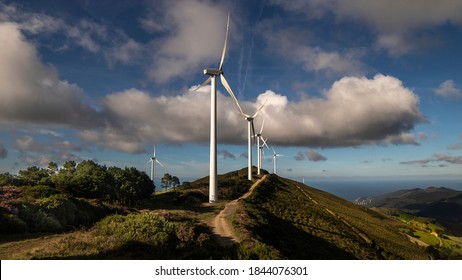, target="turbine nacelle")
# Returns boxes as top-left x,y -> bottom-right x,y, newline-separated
203,68 -> 222,76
